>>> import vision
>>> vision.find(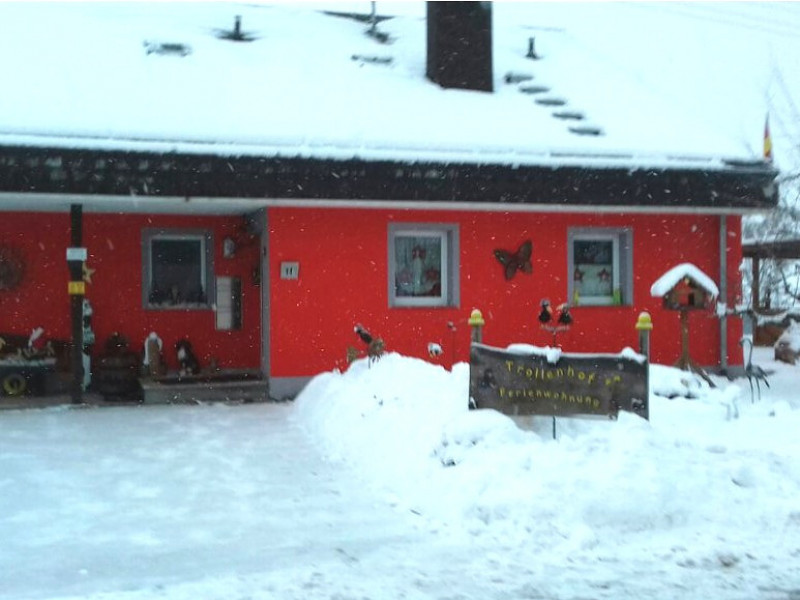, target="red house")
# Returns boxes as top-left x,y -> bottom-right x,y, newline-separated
0,3 -> 778,401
